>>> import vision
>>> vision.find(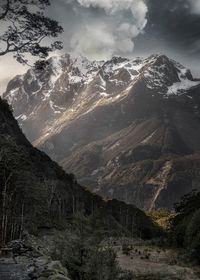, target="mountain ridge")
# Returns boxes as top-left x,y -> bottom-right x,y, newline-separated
3,53 -> 200,210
